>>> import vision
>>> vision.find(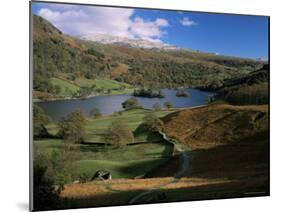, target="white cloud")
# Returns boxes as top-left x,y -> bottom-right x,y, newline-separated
38,4 -> 169,43
180,17 -> 196,26
155,18 -> 169,27
129,17 -> 168,41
